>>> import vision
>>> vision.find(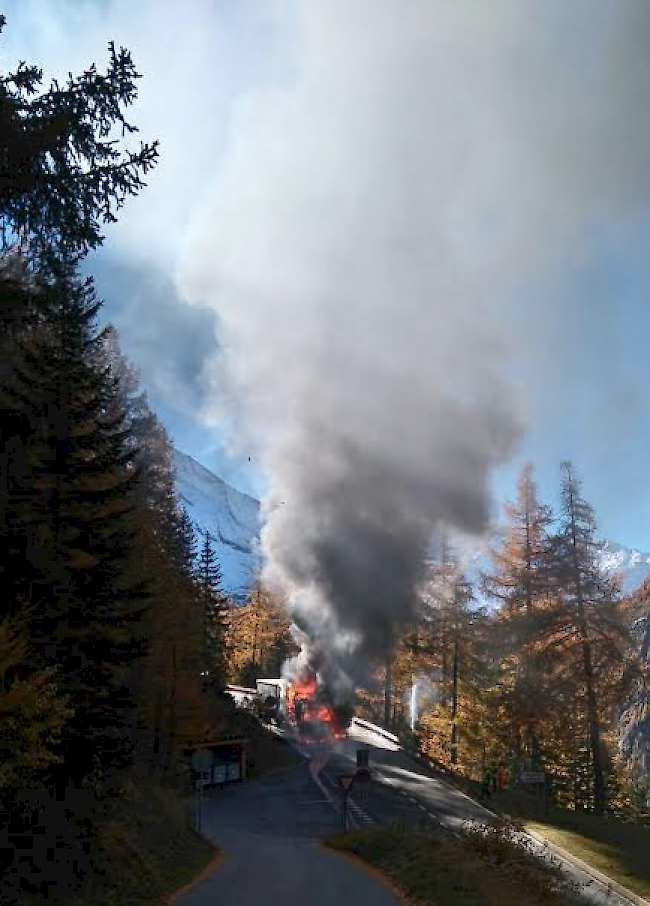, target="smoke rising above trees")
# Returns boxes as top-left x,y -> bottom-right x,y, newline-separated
177,1 -> 650,692
179,0 -> 650,688
177,2 -> 536,692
